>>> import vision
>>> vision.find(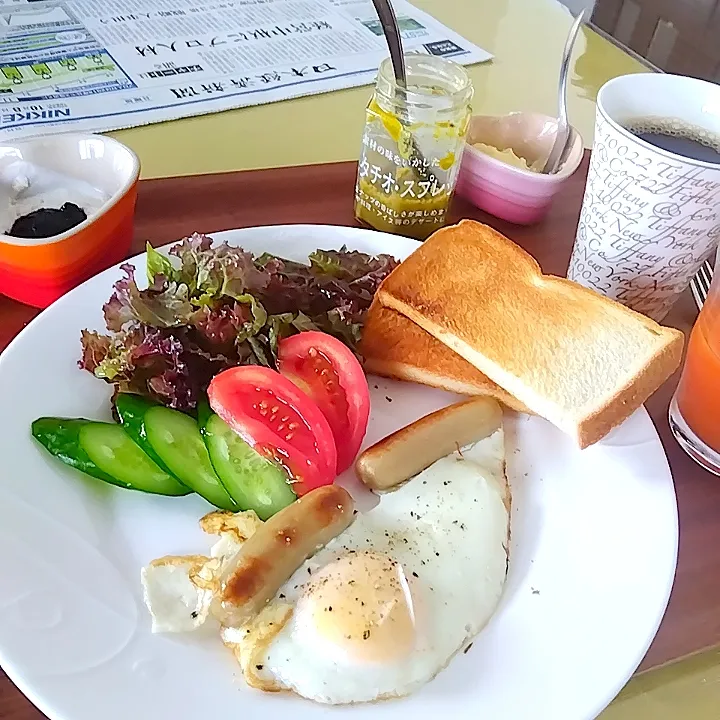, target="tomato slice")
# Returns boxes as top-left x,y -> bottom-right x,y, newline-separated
278,331 -> 370,473
208,366 -> 338,495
